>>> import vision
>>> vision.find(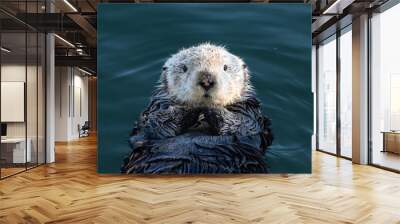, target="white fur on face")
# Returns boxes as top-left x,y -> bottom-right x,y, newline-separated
162,43 -> 250,107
